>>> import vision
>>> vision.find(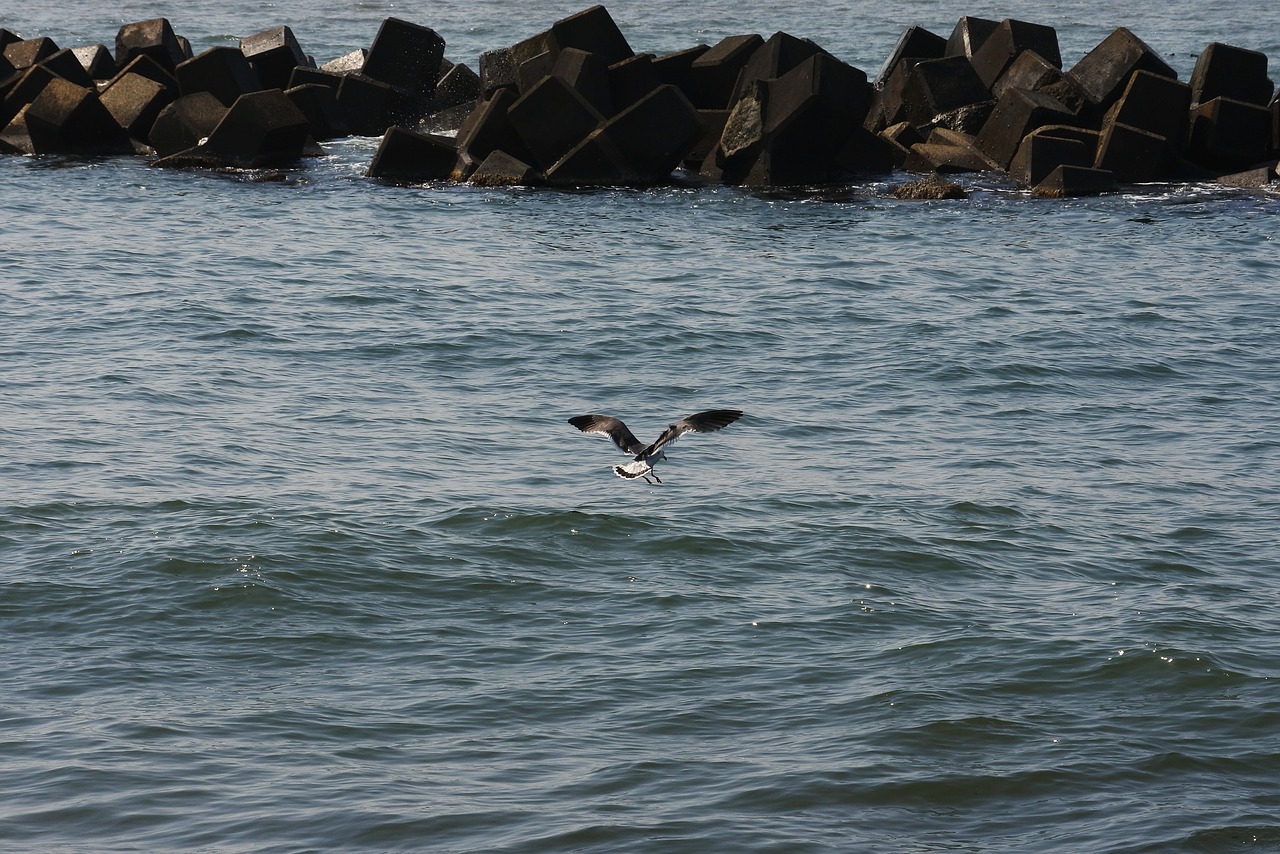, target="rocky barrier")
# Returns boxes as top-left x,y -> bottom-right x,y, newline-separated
2,6 -> 1277,194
